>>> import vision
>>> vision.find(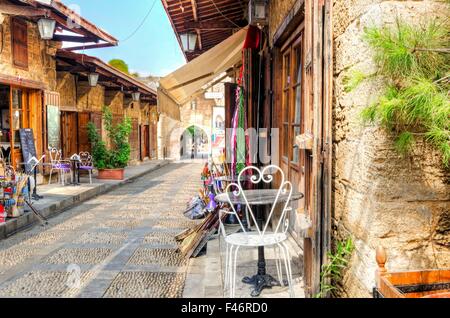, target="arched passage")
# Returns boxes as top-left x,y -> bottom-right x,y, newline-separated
180,125 -> 209,159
